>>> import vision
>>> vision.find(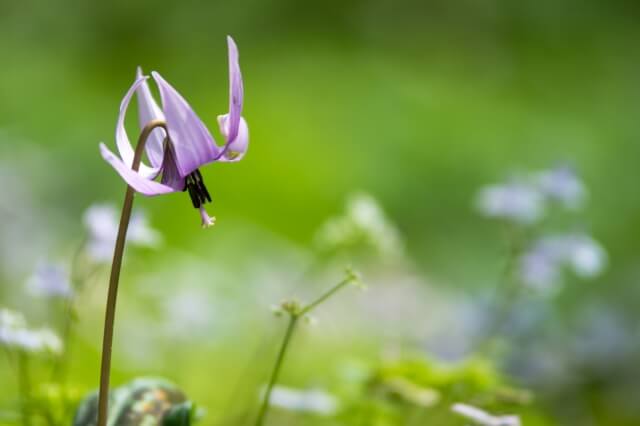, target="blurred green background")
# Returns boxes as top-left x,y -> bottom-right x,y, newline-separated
1,0 -> 640,425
